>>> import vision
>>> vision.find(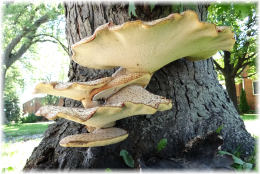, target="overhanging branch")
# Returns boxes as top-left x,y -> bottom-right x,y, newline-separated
34,33 -> 69,55
213,59 -> 224,74
238,72 -> 256,78
3,15 -> 49,71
